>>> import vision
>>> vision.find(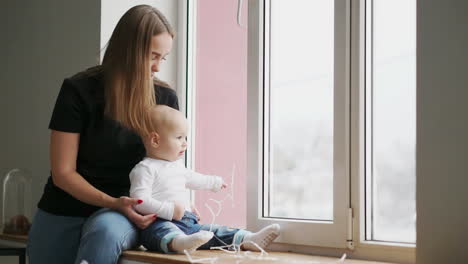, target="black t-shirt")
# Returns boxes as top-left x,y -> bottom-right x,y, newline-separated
38,68 -> 179,217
